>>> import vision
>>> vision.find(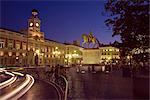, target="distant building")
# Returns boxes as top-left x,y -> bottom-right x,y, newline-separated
72,40 -> 80,46
82,46 -> 120,65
